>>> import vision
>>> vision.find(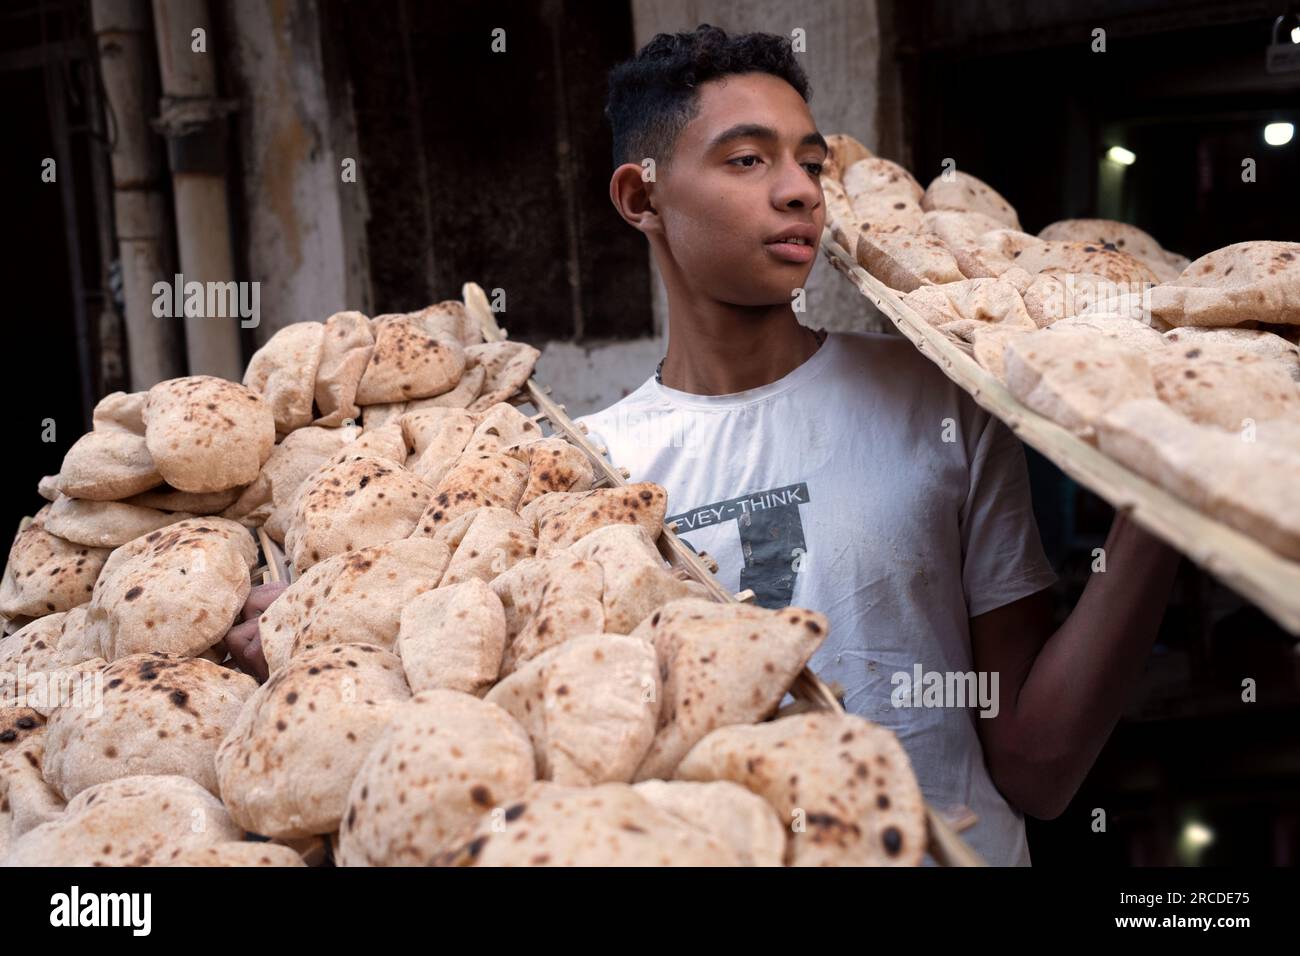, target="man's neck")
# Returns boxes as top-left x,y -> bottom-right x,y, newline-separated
658,300 -> 822,396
